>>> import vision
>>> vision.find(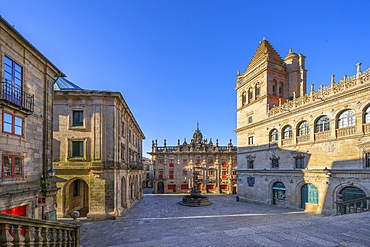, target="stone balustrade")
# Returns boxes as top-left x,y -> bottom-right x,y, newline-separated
336,126 -> 356,138
336,197 -> 370,215
314,131 -> 330,141
268,67 -> 370,117
296,135 -> 310,143
0,213 -> 81,247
